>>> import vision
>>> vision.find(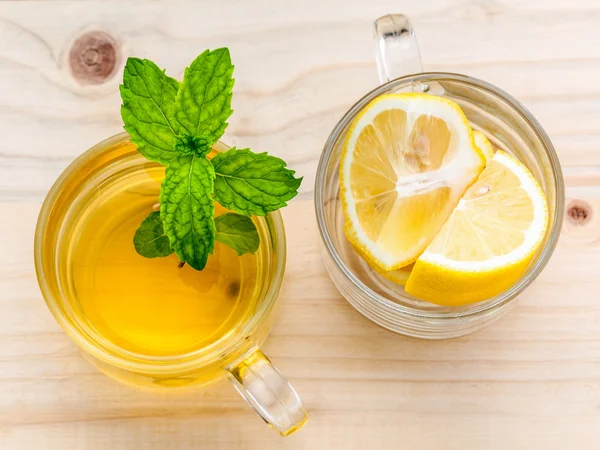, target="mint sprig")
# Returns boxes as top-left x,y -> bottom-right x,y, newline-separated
212,149 -> 302,216
160,155 -> 215,270
121,58 -> 181,165
176,48 -> 234,143
133,211 -> 174,258
215,213 -> 260,256
120,48 -> 302,270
